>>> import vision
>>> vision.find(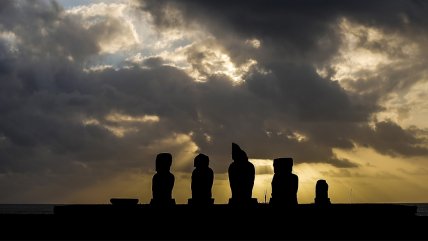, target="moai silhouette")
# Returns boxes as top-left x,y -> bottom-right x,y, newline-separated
151,153 -> 175,206
270,158 -> 298,207
228,143 -> 257,206
314,179 -> 331,205
188,153 -> 214,205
